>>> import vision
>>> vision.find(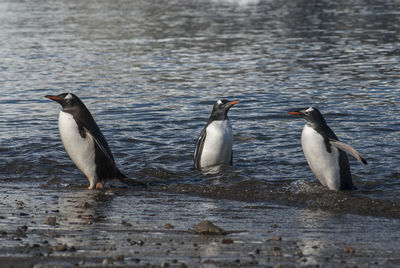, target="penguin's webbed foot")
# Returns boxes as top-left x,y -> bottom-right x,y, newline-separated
95,182 -> 105,189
